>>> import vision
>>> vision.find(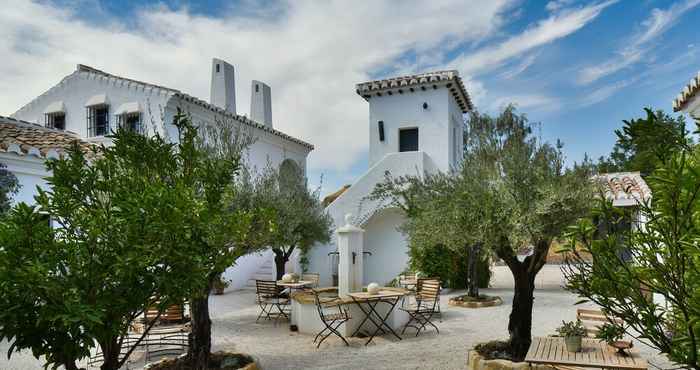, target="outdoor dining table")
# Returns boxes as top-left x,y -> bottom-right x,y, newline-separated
525,337 -> 648,370
347,290 -> 407,345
